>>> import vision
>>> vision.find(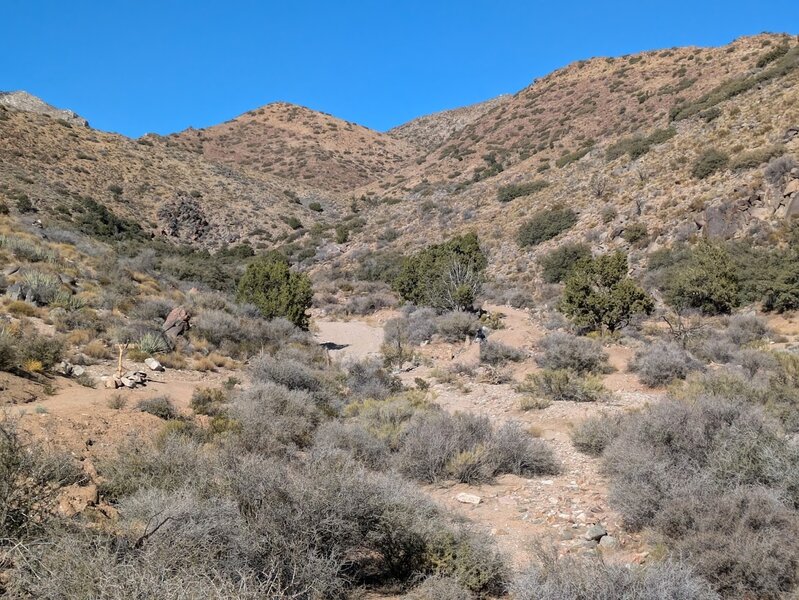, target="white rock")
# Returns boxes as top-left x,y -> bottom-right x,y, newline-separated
145,357 -> 165,372
71,365 -> 86,377
120,377 -> 135,389
456,493 -> 482,505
